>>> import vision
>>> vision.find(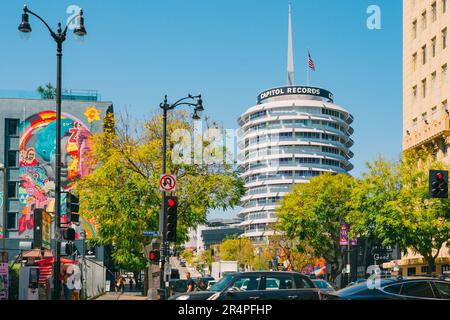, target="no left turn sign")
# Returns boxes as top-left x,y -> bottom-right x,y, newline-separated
159,174 -> 177,192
